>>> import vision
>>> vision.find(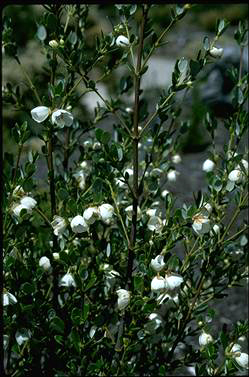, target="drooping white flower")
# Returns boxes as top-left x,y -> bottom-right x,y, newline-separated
51,109 -> 74,127
39,256 -> 51,271
192,212 -> 210,235
59,273 -> 76,287
12,203 -> 32,217
147,216 -> 163,233
15,329 -> 32,345
199,332 -> 213,346
150,255 -> 166,272
83,207 -> 99,225
150,168 -> 163,178
212,224 -> 220,234
146,208 -> 157,217
73,170 -> 86,190
165,273 -> 184,290
151,276 -> 166,292
20,196 -> 37,210
53,252 -> 60,260
3,291 -> 17,306
31,106 -> 50,123
231,343 -> 242,353
209,46 -> 224,58
116,289 -> 131,310
172,154 -> 182,164
235,352 -> 249,369
70,215 -> 89,233
51,216 -> 67,236
203,202 -> 212,214
202,159 -> 215,173
116,35 -> 130,47
125,205 -> 142,221
228,169 -> 243,182
98,204 -> 115,224
167,169 -> 179,182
